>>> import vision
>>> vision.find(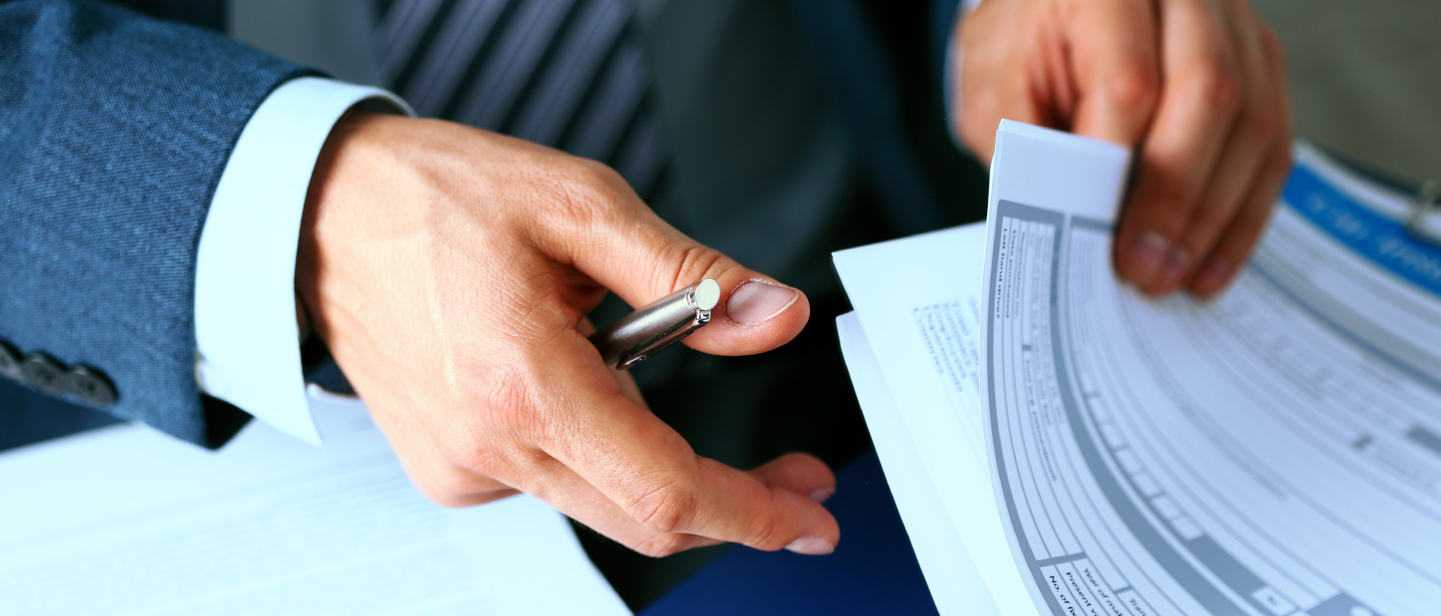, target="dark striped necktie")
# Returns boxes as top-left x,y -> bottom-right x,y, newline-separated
375,0 -> 673,208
